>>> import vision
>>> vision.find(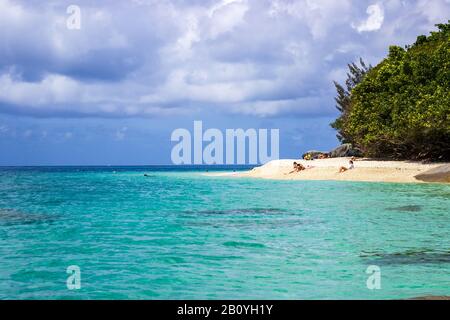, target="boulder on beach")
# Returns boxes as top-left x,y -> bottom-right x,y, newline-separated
329,143 -> 363,158
414,164 -> 450,183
